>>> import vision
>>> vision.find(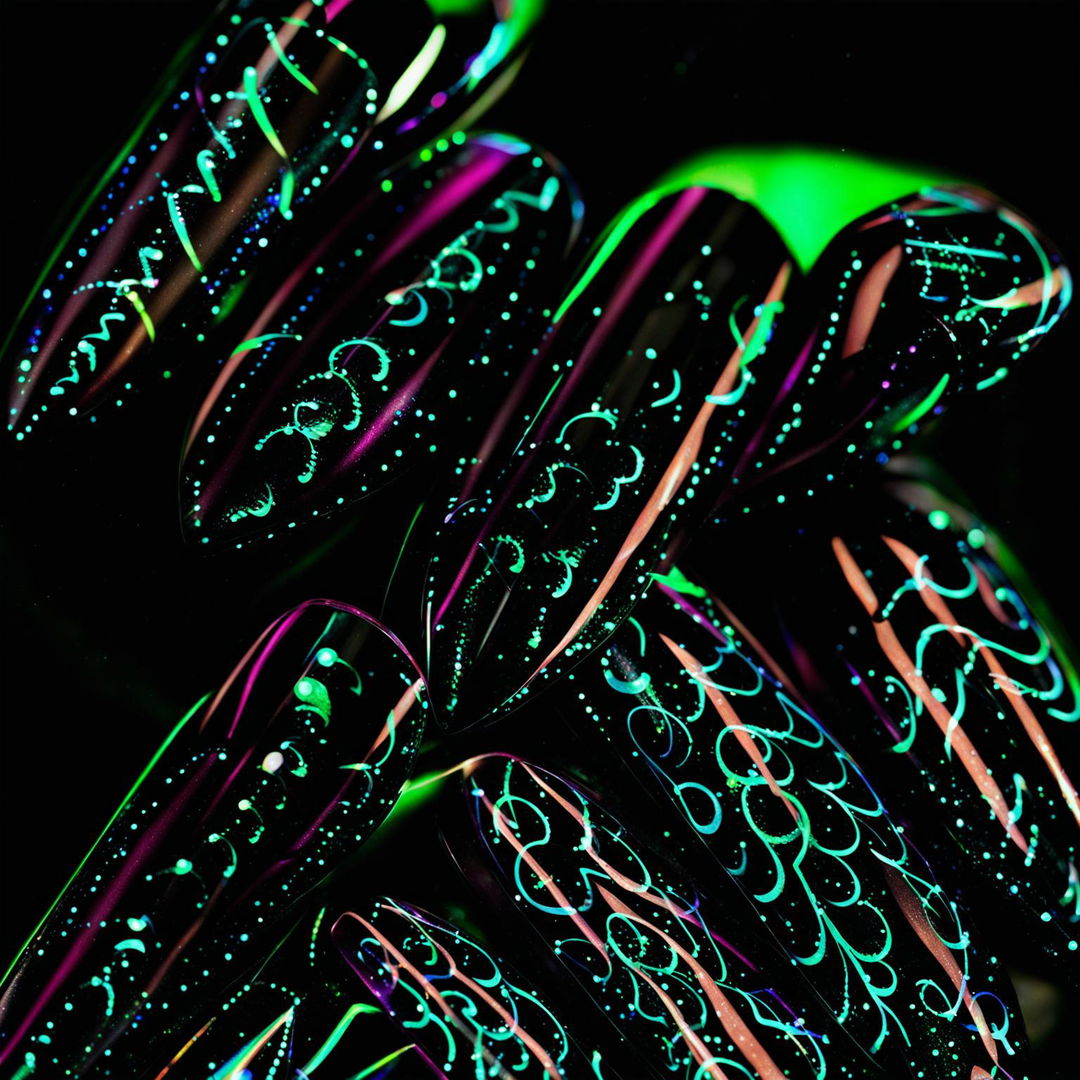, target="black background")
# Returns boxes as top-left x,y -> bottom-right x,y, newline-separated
1,0 -> 1077,1045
